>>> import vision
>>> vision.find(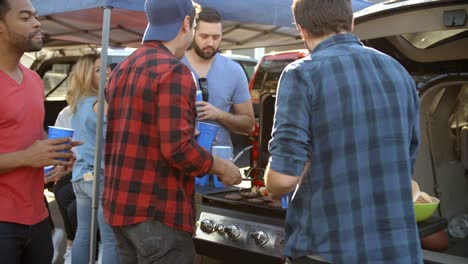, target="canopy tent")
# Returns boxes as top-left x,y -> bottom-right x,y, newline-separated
34,0 -> 373,50
31,1 -> 373,263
